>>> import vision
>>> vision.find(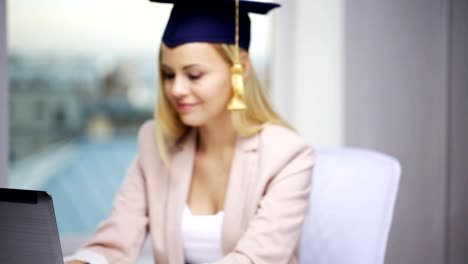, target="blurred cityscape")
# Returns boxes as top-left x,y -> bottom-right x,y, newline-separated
8,53 -> 157,163
8,53 -> 157,234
